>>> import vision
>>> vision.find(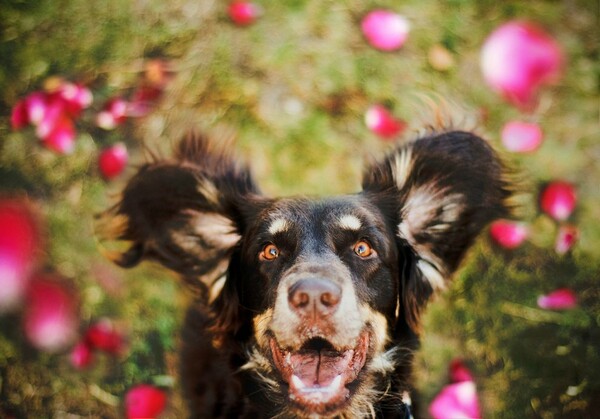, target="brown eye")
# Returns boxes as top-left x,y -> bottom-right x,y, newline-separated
260,243 -> 280,261
353,240 -> 374,258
